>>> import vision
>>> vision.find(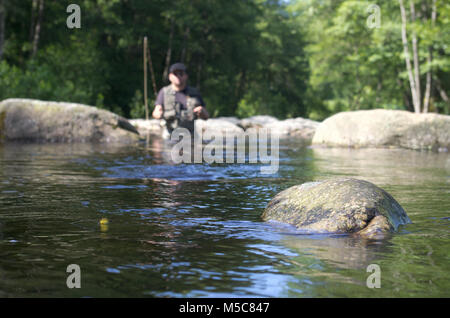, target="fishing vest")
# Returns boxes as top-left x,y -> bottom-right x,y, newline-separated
163,85 -> 202,133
